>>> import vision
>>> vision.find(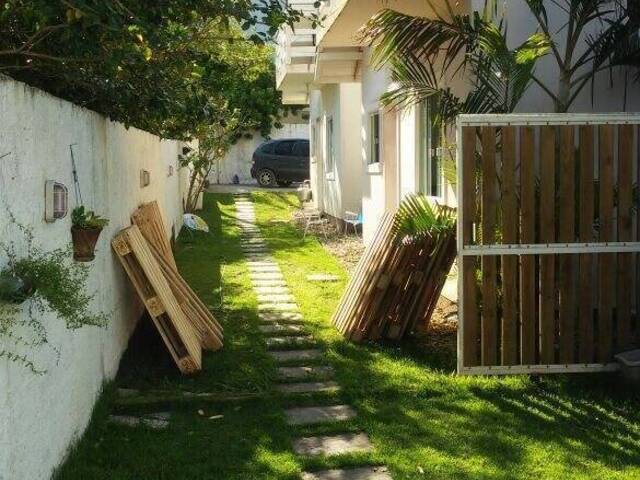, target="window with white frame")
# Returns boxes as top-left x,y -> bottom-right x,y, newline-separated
325,116 -> 335,174
418,97 -> 442,197
369,111 -> 381,164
